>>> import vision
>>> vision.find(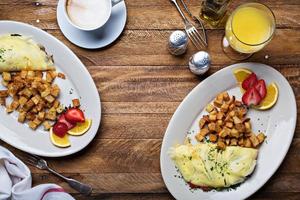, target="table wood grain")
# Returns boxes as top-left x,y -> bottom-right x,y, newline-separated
0,0 -> 299,199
